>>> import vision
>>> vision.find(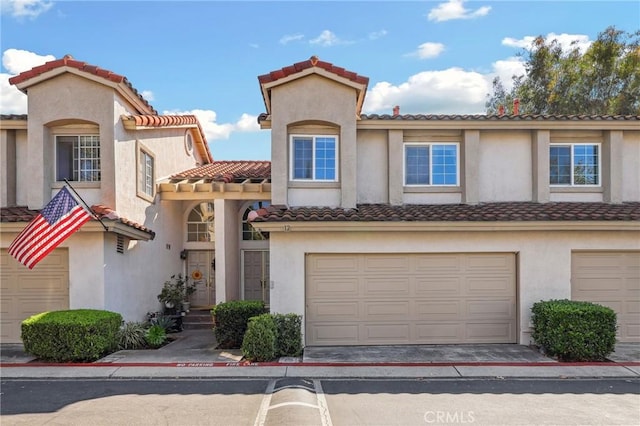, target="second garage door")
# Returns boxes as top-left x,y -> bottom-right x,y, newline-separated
306,253 -> 517,346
